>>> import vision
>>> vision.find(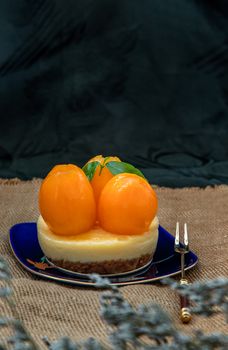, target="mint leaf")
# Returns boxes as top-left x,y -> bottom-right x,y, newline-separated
82,161 -> 99,181
106,161 -> 147,180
